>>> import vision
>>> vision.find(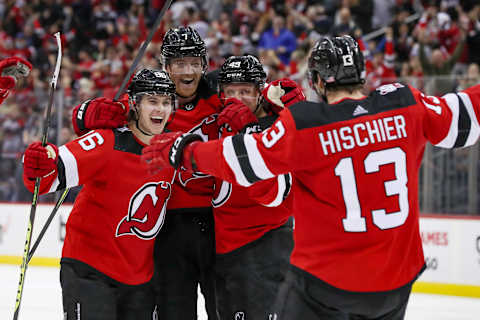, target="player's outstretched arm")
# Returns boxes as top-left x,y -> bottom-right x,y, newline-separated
414,84 -> 480,149
72,96 -> 129,136
143,109 -> 302,187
